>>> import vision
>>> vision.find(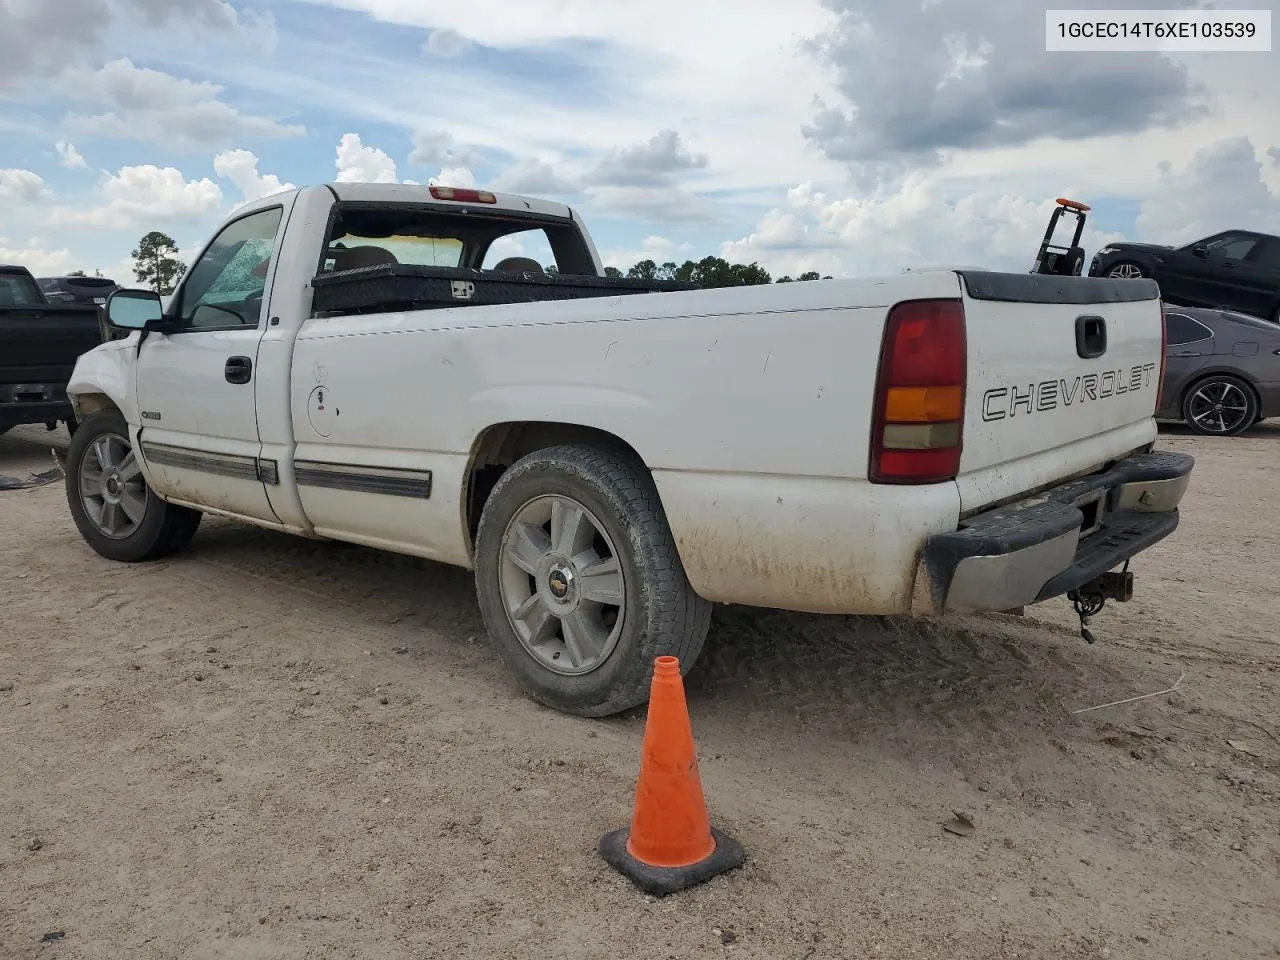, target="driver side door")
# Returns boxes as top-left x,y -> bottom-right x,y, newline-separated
134,203 -> 292,523
1165,232 -> 1260,310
